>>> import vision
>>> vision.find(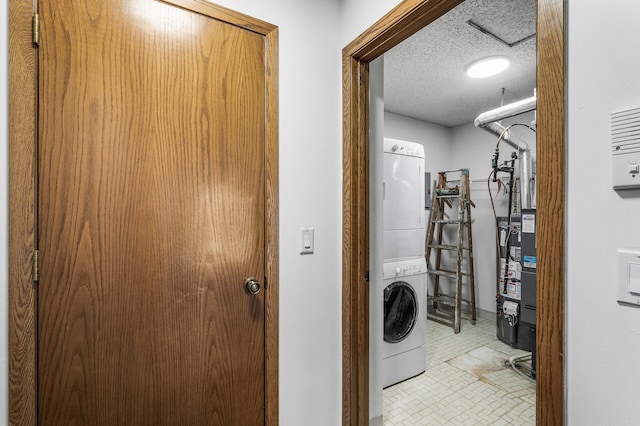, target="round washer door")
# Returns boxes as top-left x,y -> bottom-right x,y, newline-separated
383,281 -> 418,343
